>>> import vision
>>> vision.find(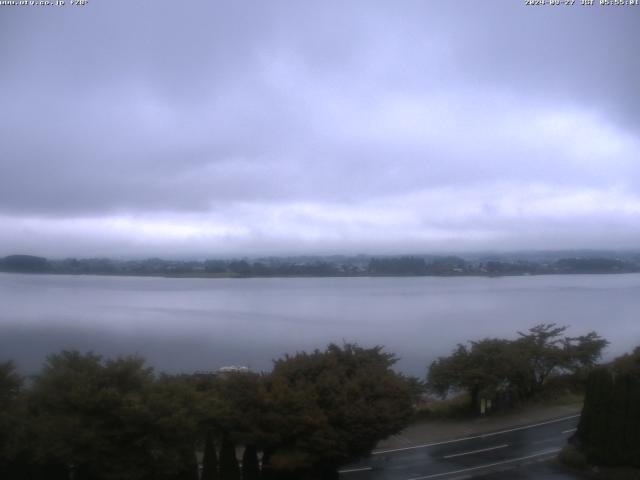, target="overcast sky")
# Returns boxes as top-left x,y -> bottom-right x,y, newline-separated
1,1 -> 639,258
